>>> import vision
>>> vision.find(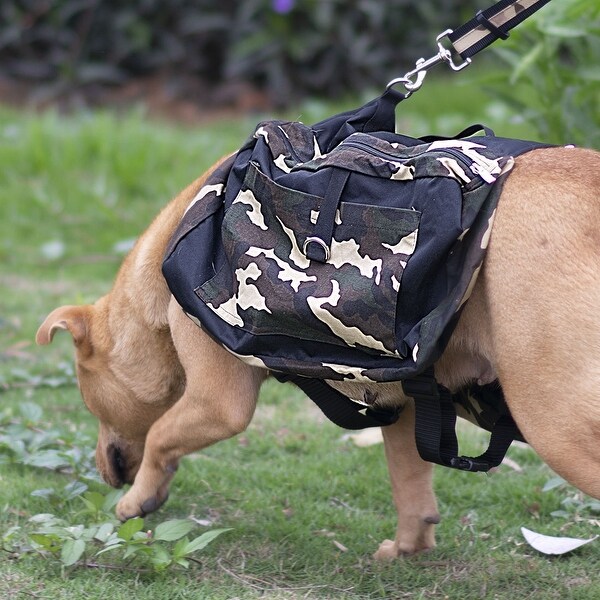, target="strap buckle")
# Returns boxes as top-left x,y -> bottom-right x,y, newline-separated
387,30 -> 472,96
450,456 -> 491,472
403,371 -> 519,473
